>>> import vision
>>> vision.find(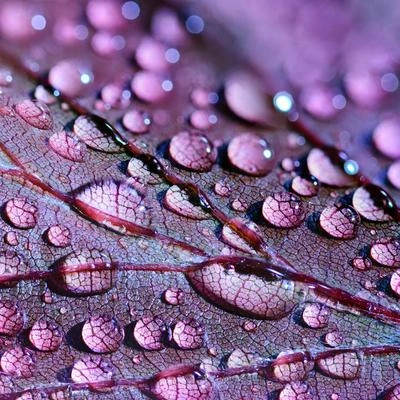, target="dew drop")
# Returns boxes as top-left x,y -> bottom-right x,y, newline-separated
49,130 -> 87,162
316,351 -> 360,380
388,161 -> 400,190
4,197 -> 38,229
131,71 -> 167,103
71,356 -> 114,392
0,250 -> 29,287
370,237 -> 400,267
82,315 -> 124,353
262,192 -> 305,228
302,303 -> 330,328
48,60 -> 84,97
227,133 -> 274,176
4,231 -> 19,246
122,109 -> 151,134
164,185 -> 209,220
386,384 -> 400,400
171,319 -> 204,350
133,316 -> 166,350
214,179 -> 231,197
45,225 -> 71,248
0,346 -> 35,377
352,184 -> 397,222
351,256 -> 372,271
29,317 -> 63,352
163,288 -> 184,306
291,175 -> 319,197
34,85 -> 56,105
319,205 -> 360,239
372,117 -> 400,159
14,99 -> 53,130
169,131 -> 217,172
0,300 -> 24,336
273,353 -> 314,383
323,331 -> 343,348
279,382 -> 314,400
221,218 -> 260,253
307,147 -> 357,187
